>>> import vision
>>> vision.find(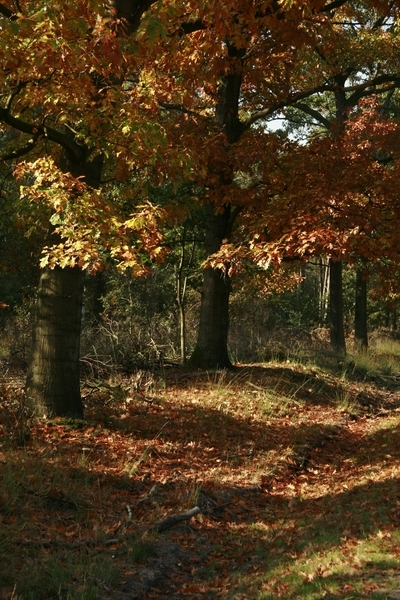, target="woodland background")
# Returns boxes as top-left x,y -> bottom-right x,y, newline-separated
2,1 -> 400,599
